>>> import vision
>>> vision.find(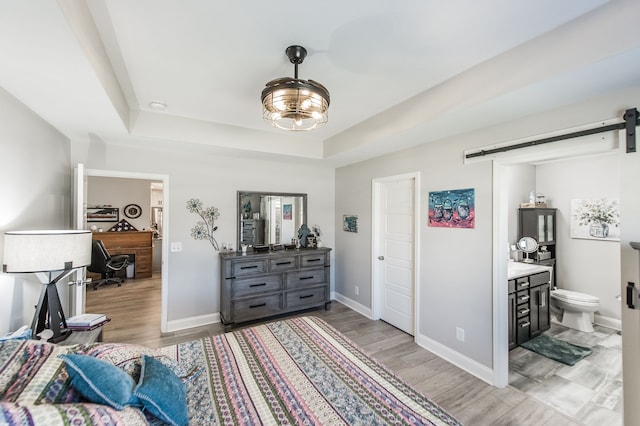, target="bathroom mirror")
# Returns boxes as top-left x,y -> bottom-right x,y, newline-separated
237,191 -> 307,249
517,236 -> 539,263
